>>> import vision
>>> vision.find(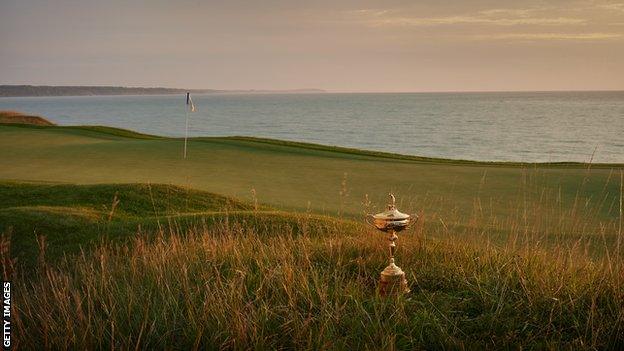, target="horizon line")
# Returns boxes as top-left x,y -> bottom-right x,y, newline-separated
1,84 -> 623,95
